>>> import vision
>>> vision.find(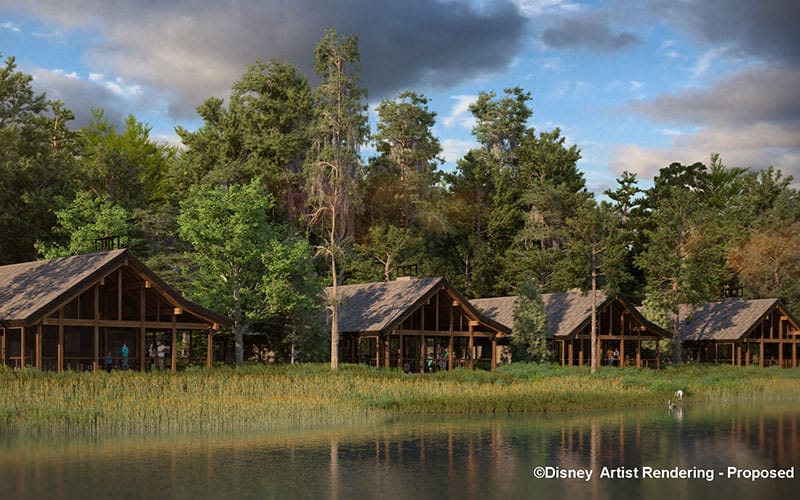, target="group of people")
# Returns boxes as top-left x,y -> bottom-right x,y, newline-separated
104,341 -> 168,372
